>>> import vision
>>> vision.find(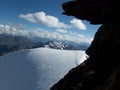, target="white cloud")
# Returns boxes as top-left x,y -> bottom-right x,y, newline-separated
77,34 -> 85,38
70,19 -> 87,30
0,24 -> 29,36
0,24 -> 92,44
56,29 -> 68,33
19,12 -> 69,28
19,14 -> 36,23
19,11 -> 88,30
